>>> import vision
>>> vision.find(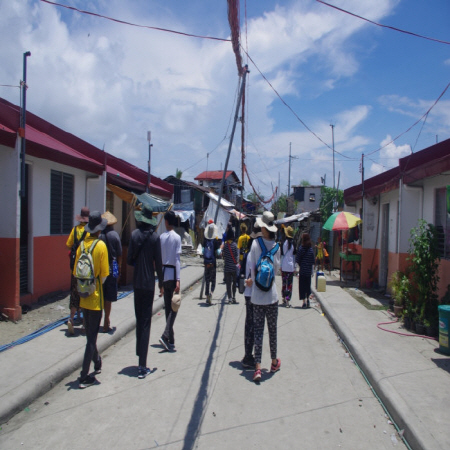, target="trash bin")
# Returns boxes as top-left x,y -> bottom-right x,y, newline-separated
438,305 -> 450,355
